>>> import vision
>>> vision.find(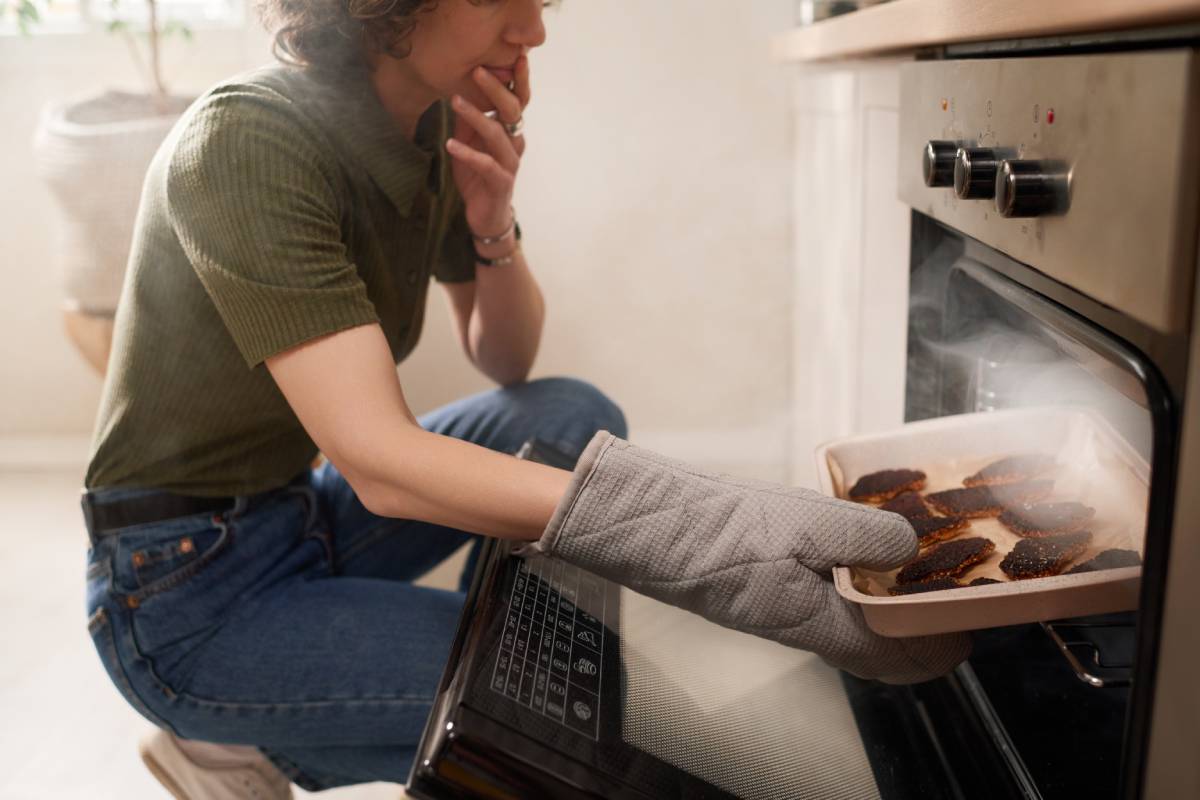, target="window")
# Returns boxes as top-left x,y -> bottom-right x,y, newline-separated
2,0 -> 243,35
